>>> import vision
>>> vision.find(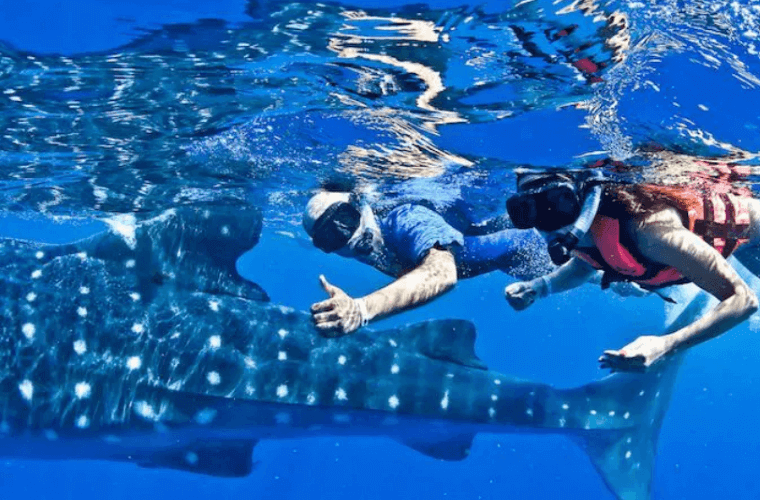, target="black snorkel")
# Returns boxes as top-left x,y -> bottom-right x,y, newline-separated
547,171 -> 604,265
